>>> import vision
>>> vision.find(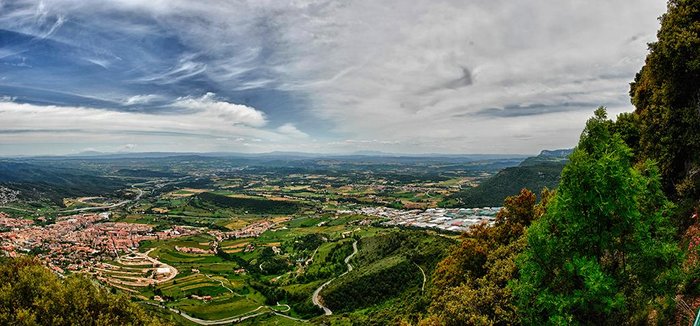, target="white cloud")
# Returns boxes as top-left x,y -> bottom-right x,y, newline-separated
118,143 -> 136,152
172,92 -> 267,128
122,94 -> 164,106
276,123 -> 309,139
0,0 -> 669,154
252,0 -> 666,153
0,99 -> 296,151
